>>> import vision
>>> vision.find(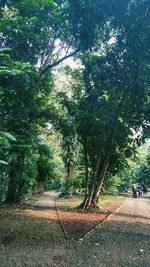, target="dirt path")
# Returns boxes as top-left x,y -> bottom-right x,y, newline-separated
0,193 -> 150,267
65,196 -> 150,267
31,190 -> 59,208
0,191 -> 66,267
